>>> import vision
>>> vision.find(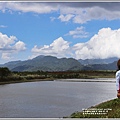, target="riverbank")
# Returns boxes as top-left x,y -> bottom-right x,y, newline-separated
0,77 -> 116,85
0,69 -> 116,85
68,98 -> 120,118
0,78 -> 54,85
55,78 -> 115,83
